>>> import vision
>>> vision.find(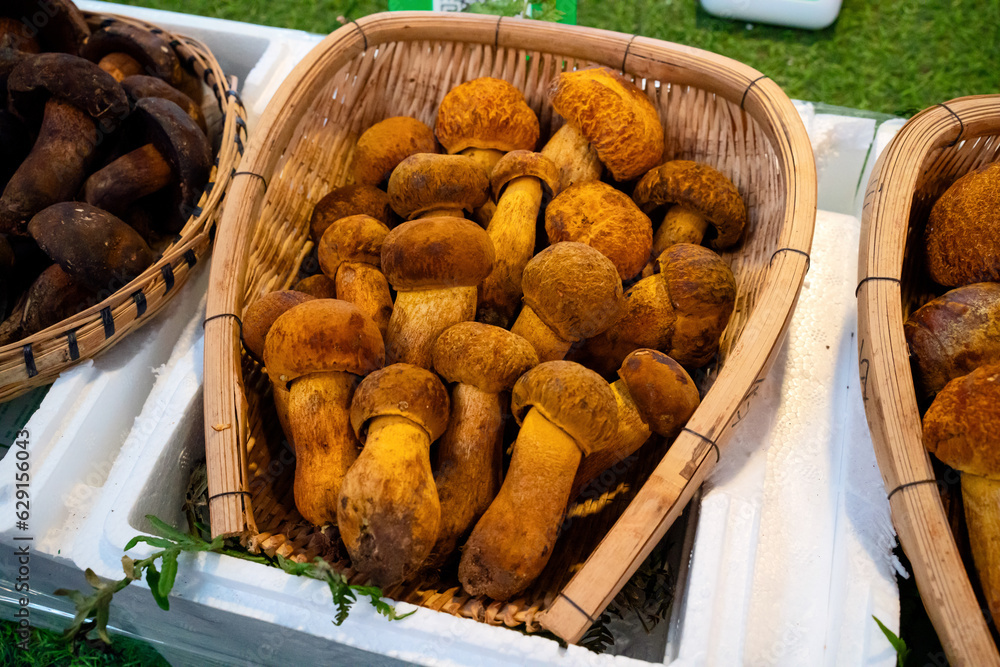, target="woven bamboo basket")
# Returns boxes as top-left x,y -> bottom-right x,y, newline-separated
858,95 -> 1000,665
0,10 -> 247,401
203,11 -> 815,644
